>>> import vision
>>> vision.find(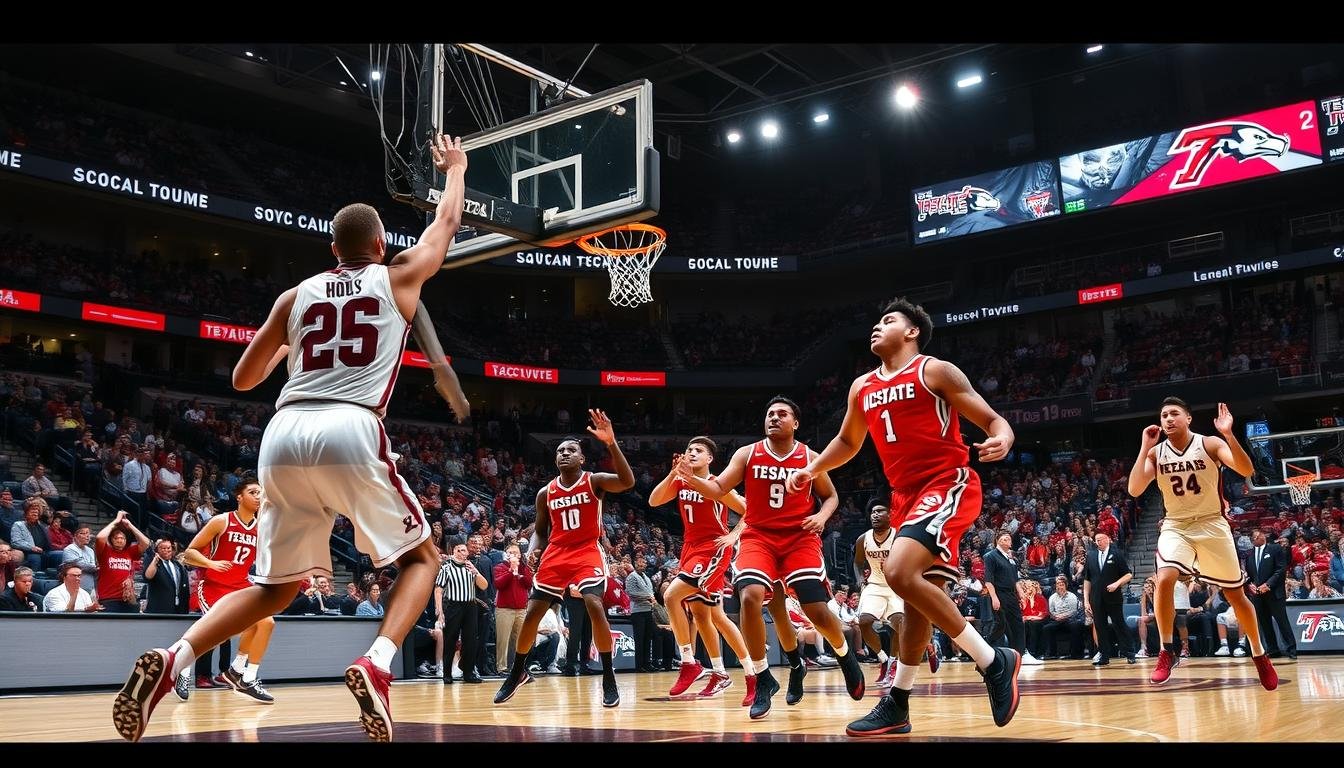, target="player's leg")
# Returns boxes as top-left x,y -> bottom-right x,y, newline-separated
580,587 -> 621,707
848,597 -> 930,737
1191,517 -> 1277,687
681,599 -> 726,696
494,595 -> 556,701
226,616 -> 277,702
665,577 -> 702,685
